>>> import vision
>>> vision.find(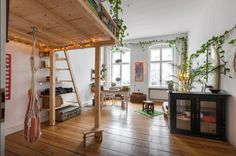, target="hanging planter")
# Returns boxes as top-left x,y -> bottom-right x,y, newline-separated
108,0 -> 128,47
115,59 -> 122,64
